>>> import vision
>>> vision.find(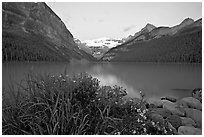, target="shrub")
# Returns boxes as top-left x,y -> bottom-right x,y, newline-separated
2,73 -> 174,135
